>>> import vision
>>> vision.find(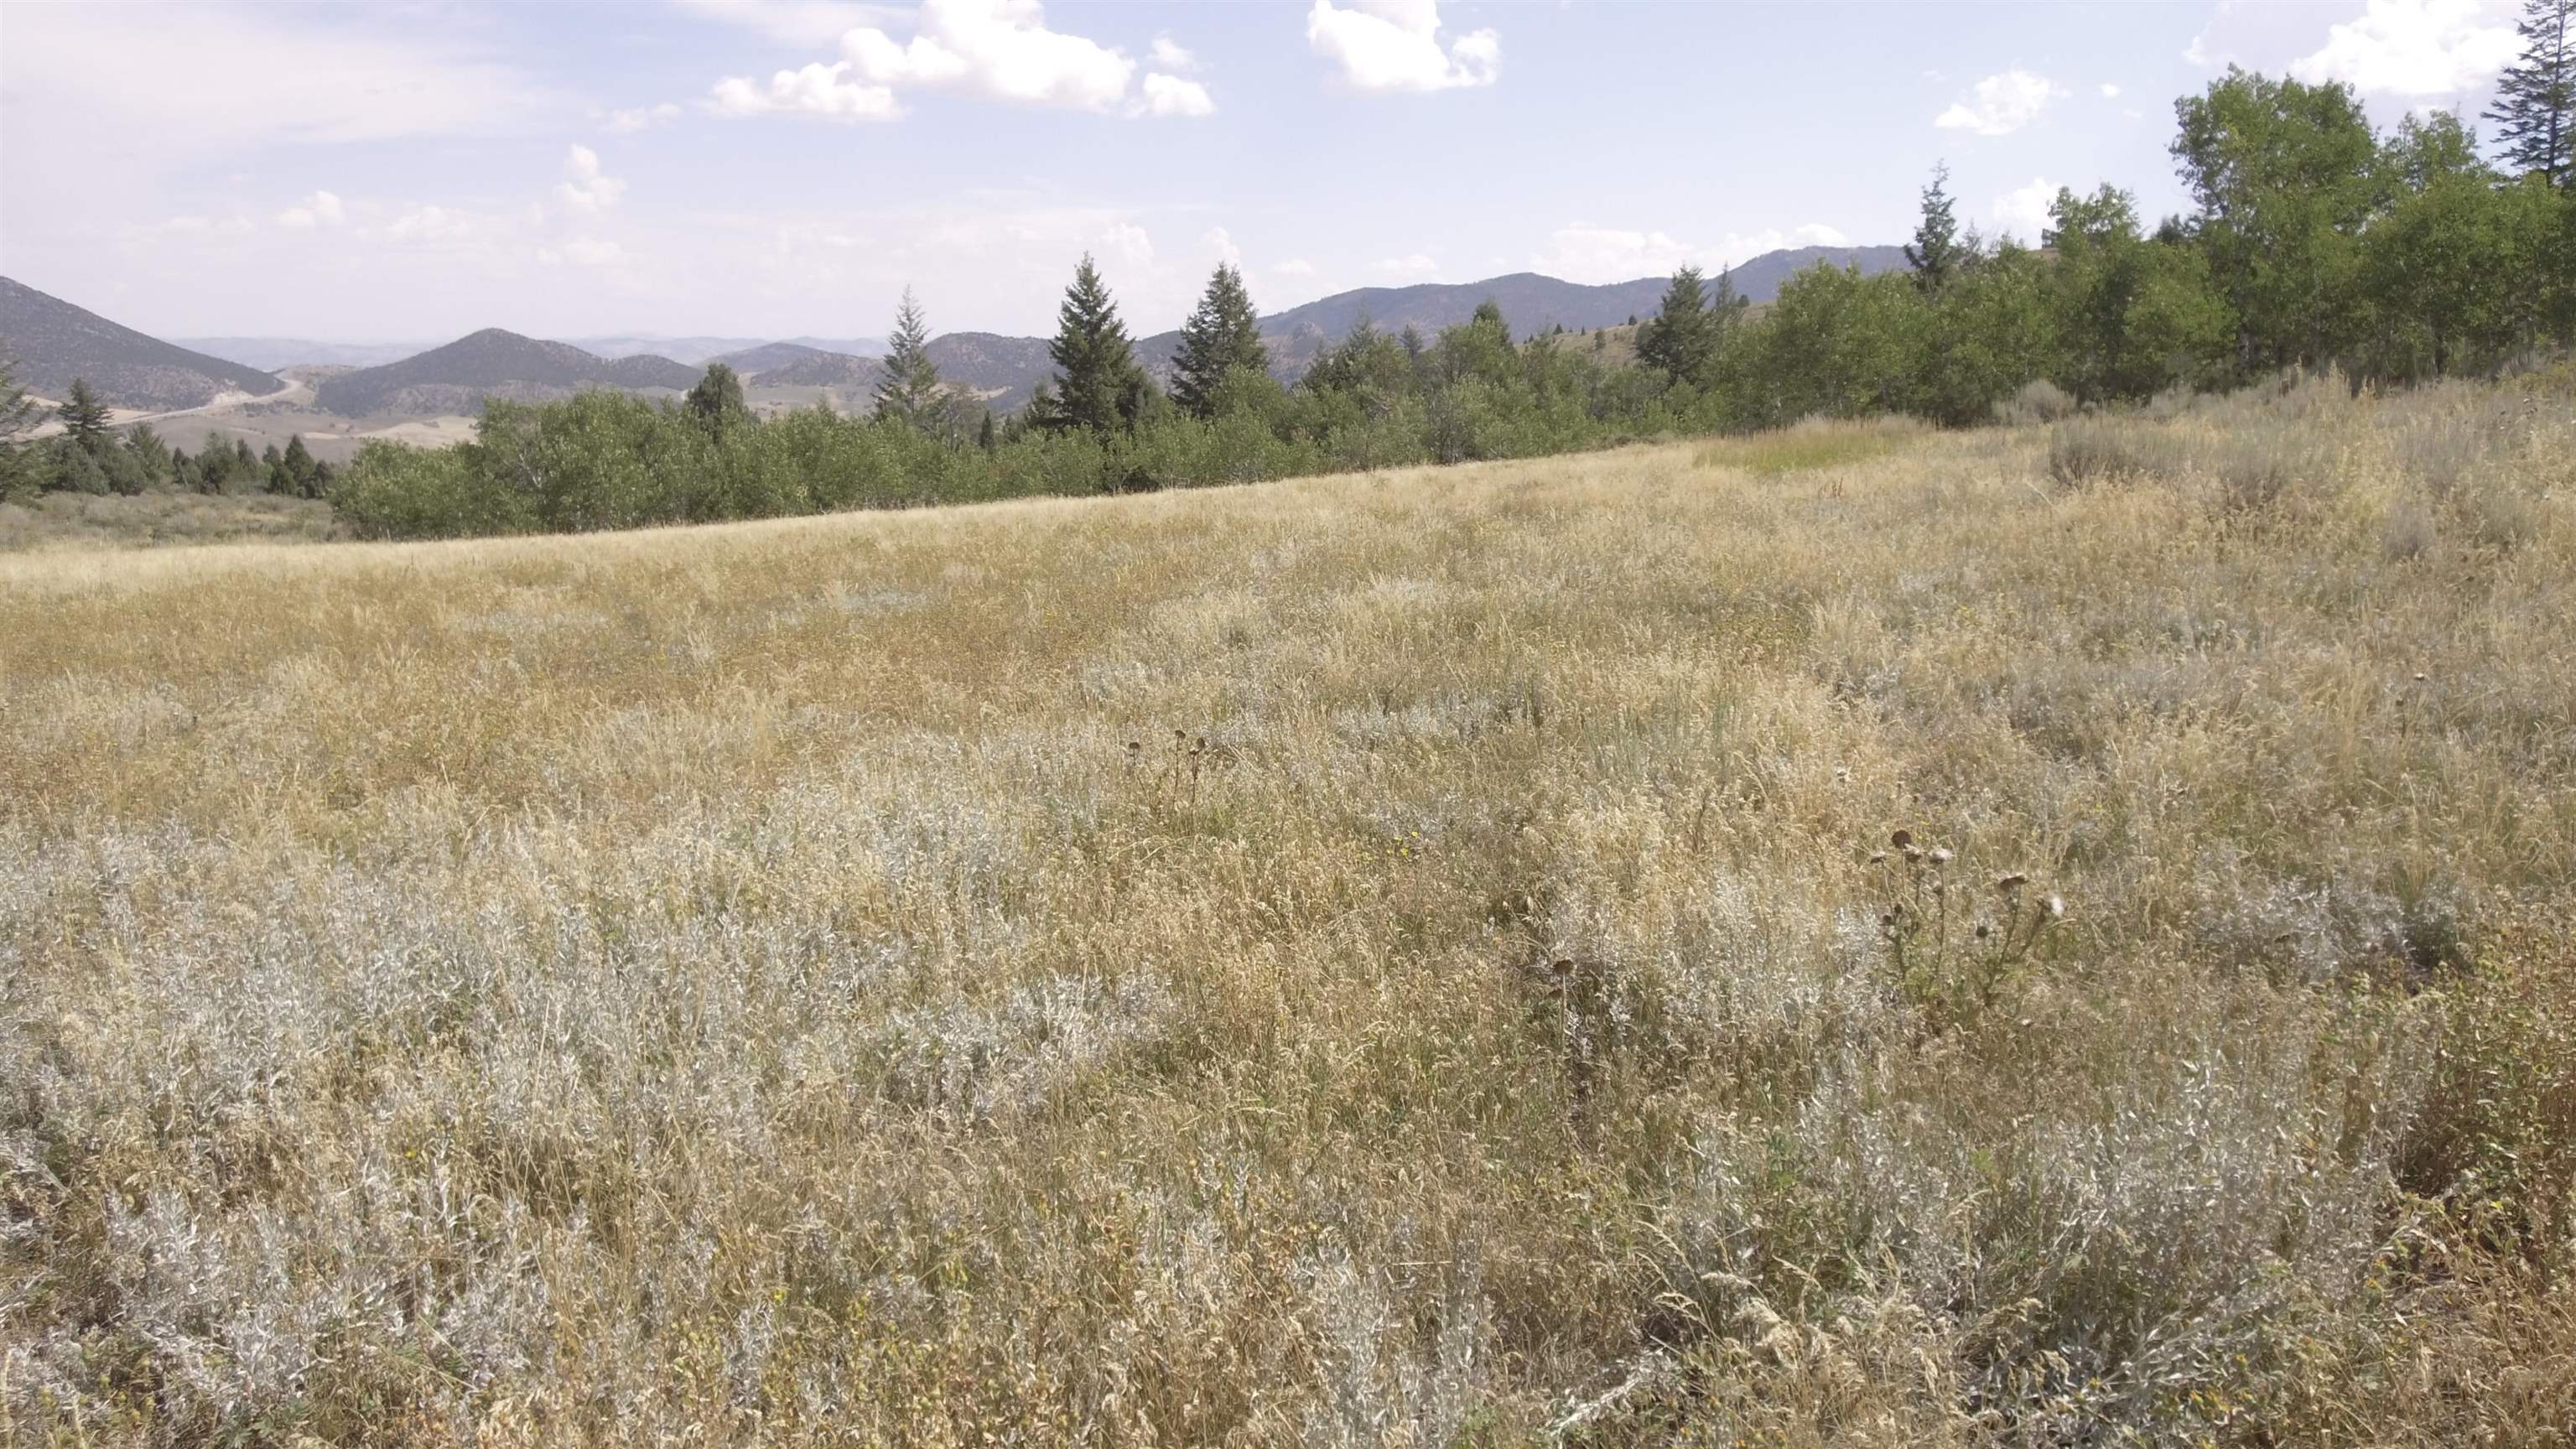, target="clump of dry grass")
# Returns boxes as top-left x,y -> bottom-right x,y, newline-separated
3,380 -> 2573,1445
0,491 -> 343,552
